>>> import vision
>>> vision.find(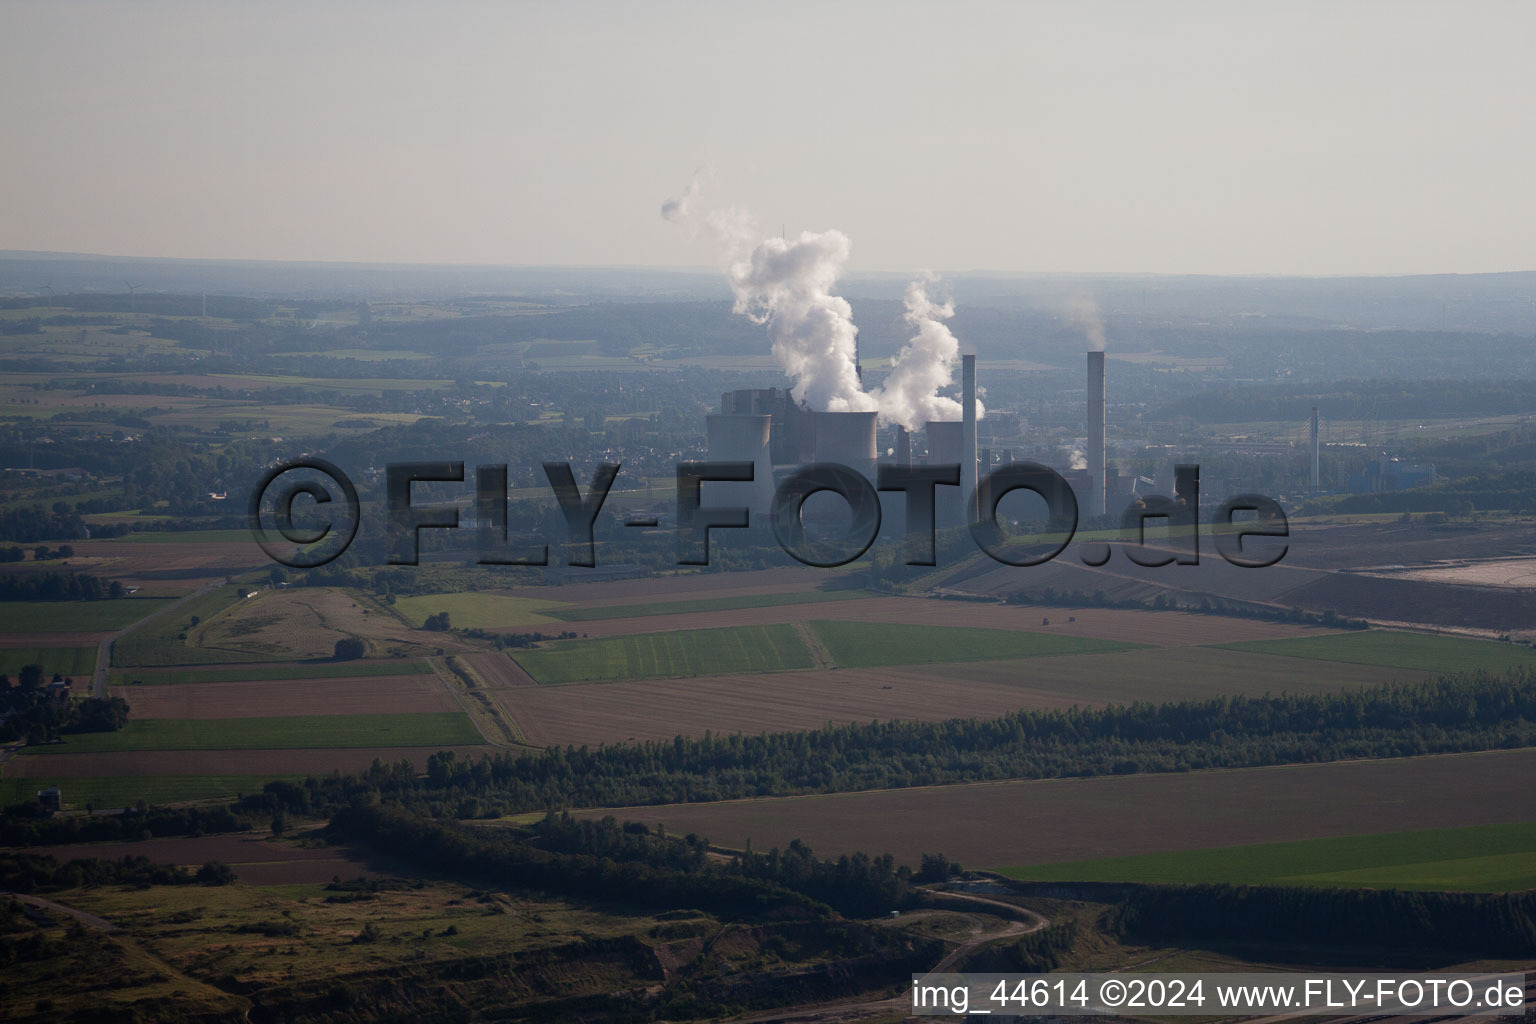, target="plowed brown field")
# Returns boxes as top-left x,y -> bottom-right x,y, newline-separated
24,834 -> 396,884
121,674 -> 455,719
559,597 -> 1338,646
574,748 -> 1536,868
498,646 -> 1430,747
